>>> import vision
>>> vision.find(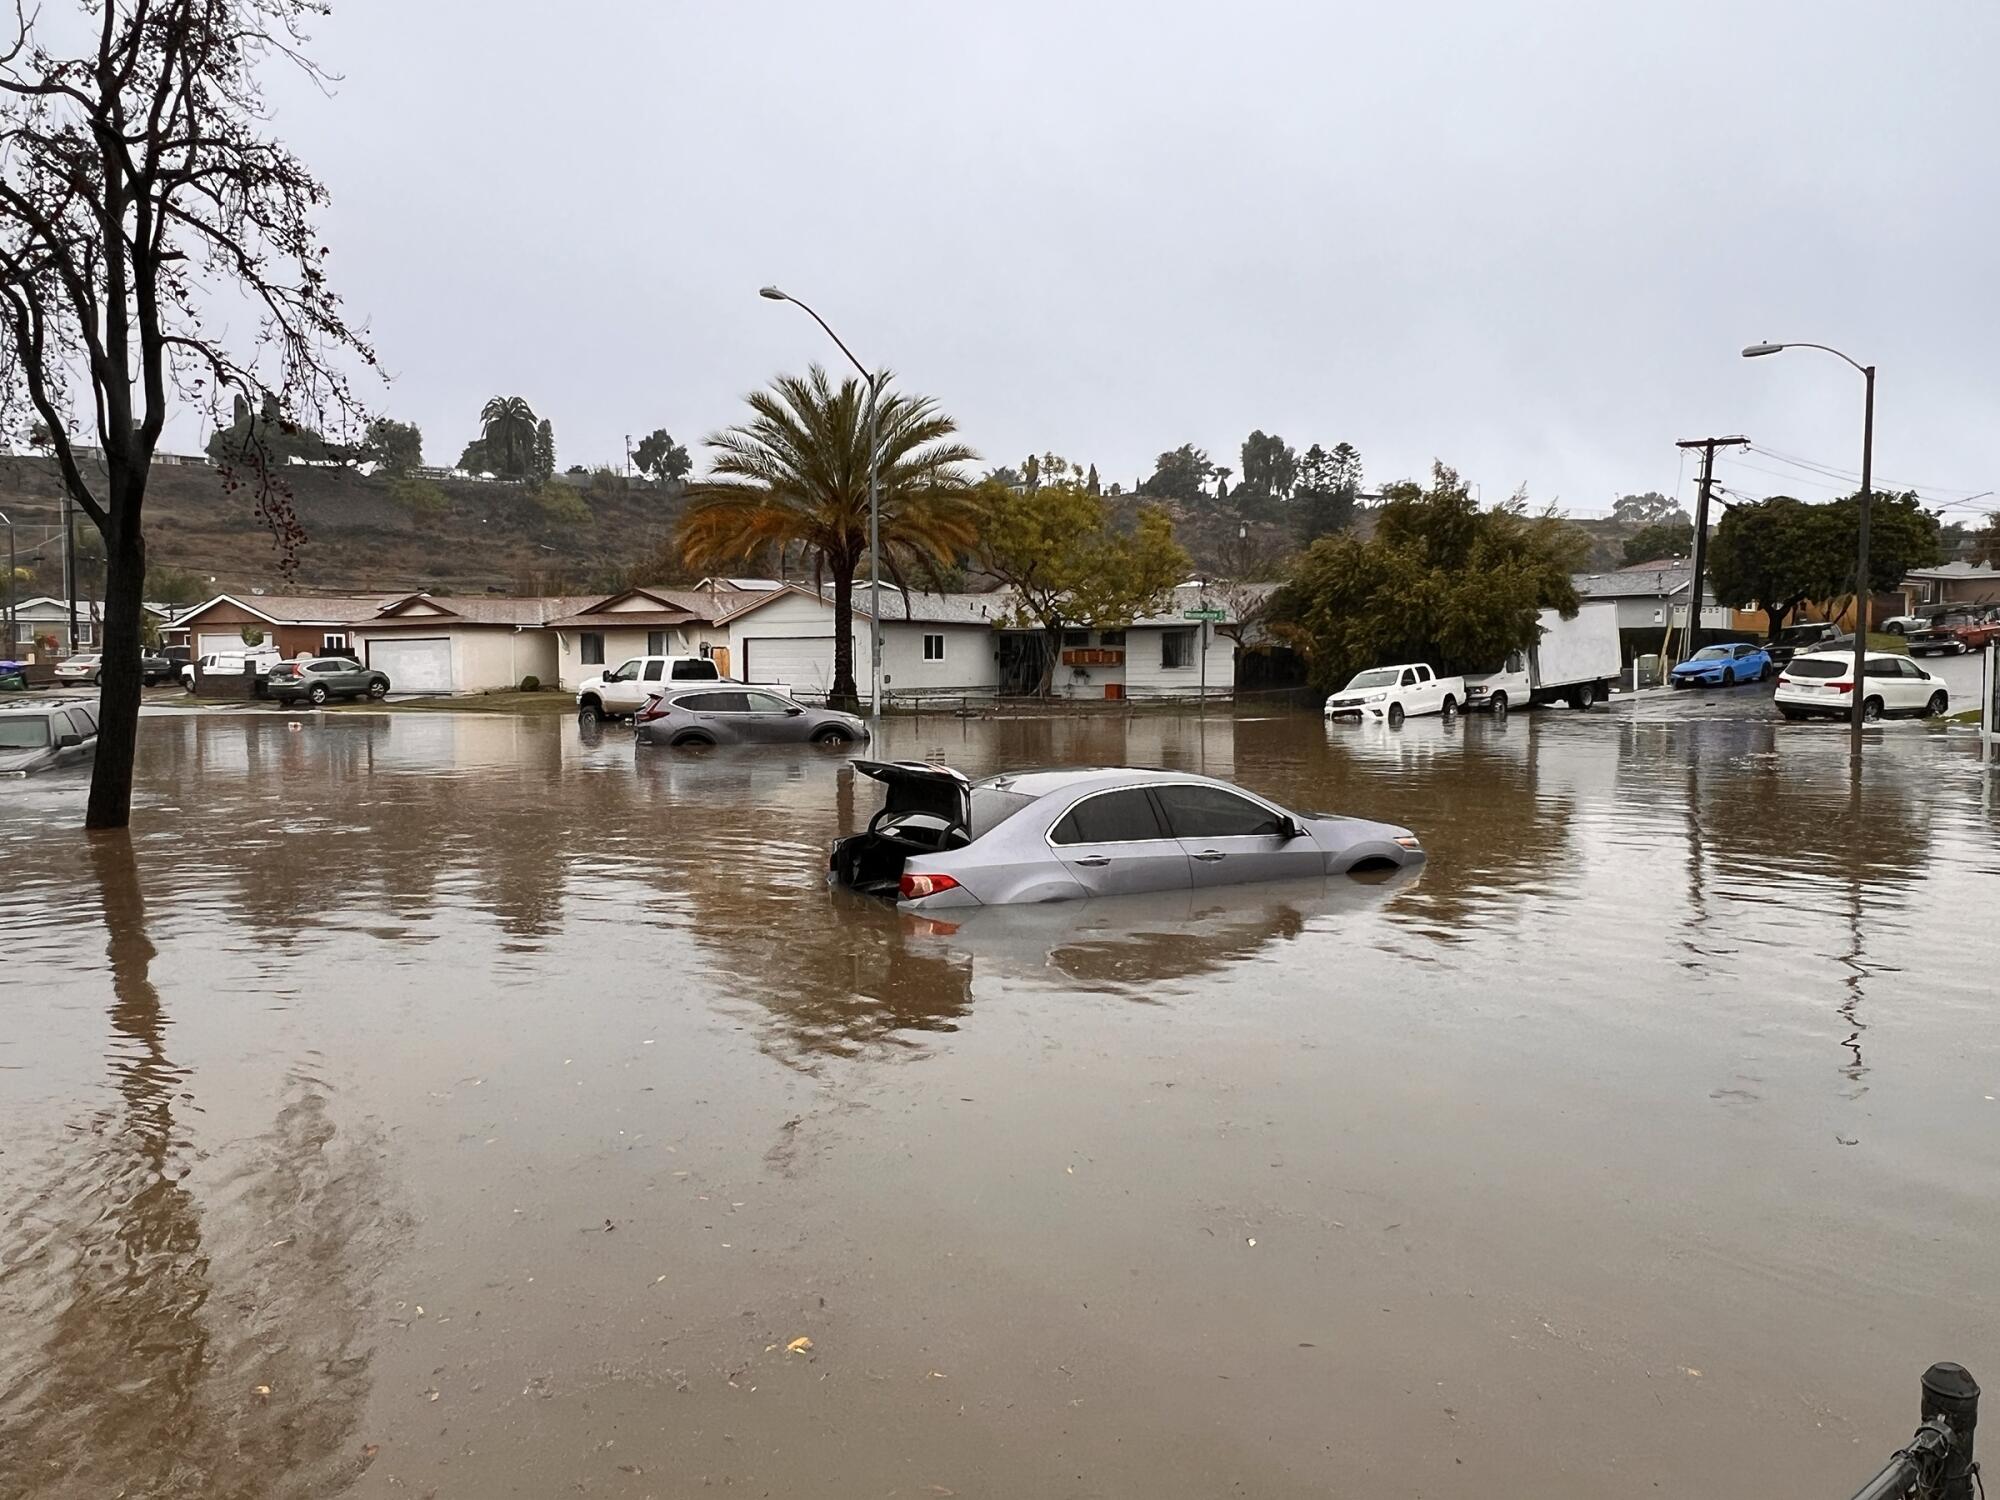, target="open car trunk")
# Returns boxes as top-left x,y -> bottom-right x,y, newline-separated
829,761 -> 975,898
